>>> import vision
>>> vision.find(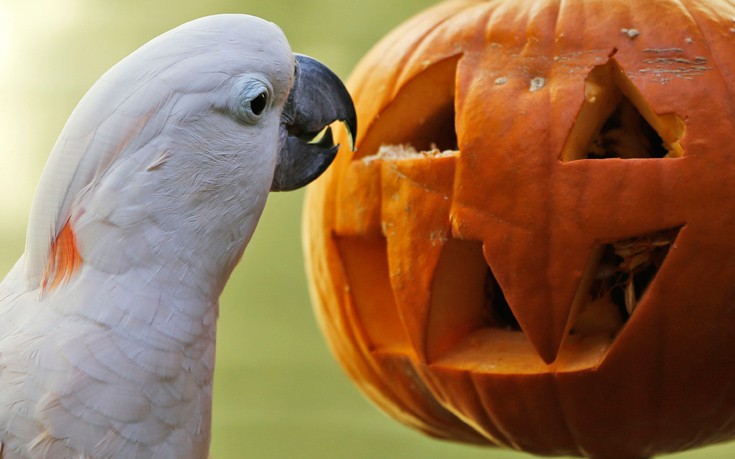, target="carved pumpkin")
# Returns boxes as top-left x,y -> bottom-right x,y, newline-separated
303,0 -> 735,457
